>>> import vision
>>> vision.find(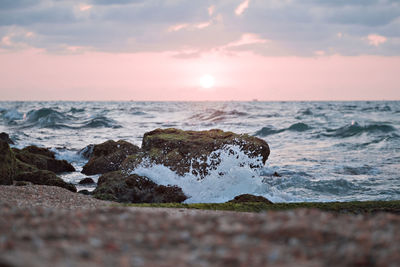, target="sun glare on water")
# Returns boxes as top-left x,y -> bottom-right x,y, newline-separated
199,74 -> 215,89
